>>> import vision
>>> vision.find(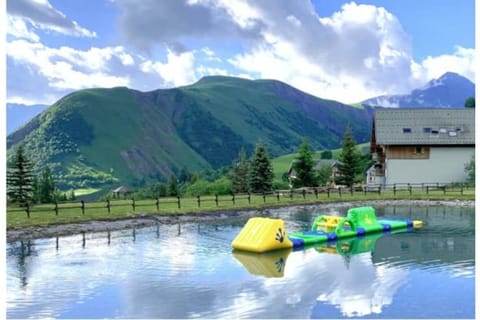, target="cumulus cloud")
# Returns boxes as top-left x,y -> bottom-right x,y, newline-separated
227,1 -> 419,102
7,40 -> 134,103
7,0 -> 96,38
111,0 -> 474,103
6,0 -> 475,105
6,39 -> 214,103
114,0 -> 265,53
417,46 -> 476,83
